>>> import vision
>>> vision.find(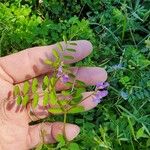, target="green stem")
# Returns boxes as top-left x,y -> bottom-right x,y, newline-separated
64,111 -> 67,124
